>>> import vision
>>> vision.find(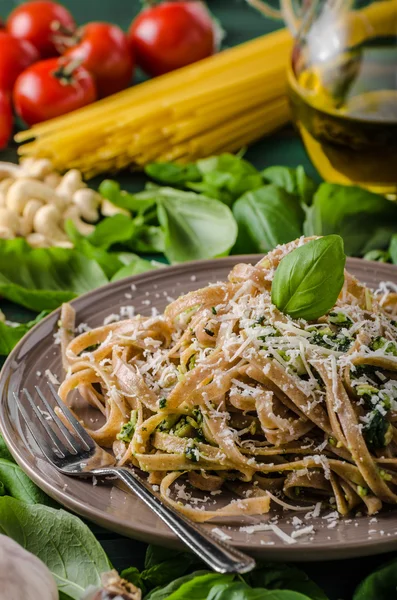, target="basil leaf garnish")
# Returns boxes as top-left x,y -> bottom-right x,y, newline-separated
271,235 -> 346,321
